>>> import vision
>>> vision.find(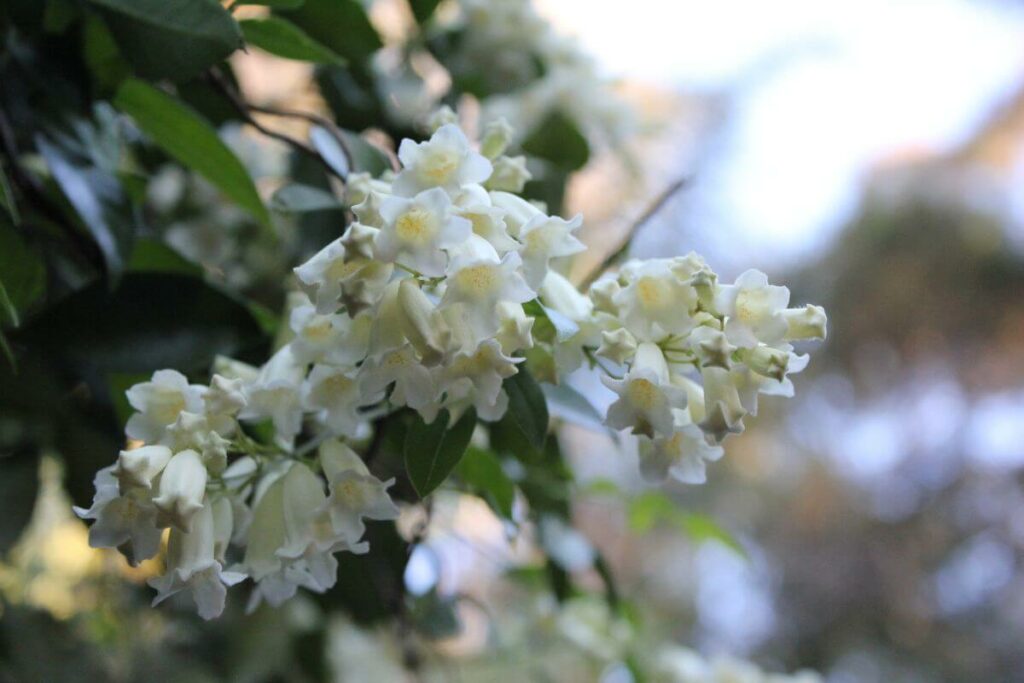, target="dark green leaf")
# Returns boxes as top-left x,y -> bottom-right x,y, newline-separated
36,133 -> 136,284
340,130 -> 392,176
410,589 -> 462,640
278,0 -> 382,64
87,0 -> 242,81
126,237 -> 202,276
270,183 -> 344,213
404,408 -> 476,498
0,453 -> 39,554
502,366 -> 549,450
82,14 -> 130,95
241,17 -> 345,64
319,520 -> 408,623
114,79 -> 271,227
407,0 -> 442,25
238,0 -> 305,6
16,273 -> 268,373
456,446 -> 515,520
0,216 -> 45,327
522,111 -> 590,171
0,163 -> 20,225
